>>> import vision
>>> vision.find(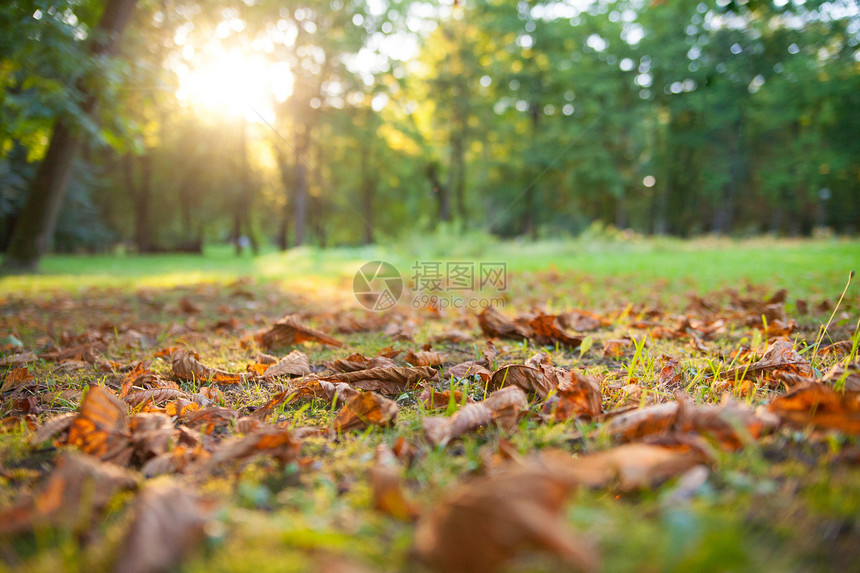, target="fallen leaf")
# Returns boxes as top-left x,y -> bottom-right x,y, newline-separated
445,359 -> 492,382
423,403 -> 493,446
405,349 -> 446,367
31,413 -> 76,445
1,366 -> 35,393
262,350 -> 312,379
768,383 -> 860,434
114,481 -> 214,573
483,386 -> 529,430
528,314 -> 583,348
325,353 -> 396,373
601,403 -> 679,441
369,444 -> 419,521
207,428 -> 301,469
715,338 -> 811,382
822,361 -> 860,392
543,435 -> 713,491
0,453 -> 137,535
490,364 -> 554,399
260,314 -> 343,349
0,350 -> 37,368
66,385 -> 132,464
323,366 -> 438,395
413,465 -> 599,573
478,307 -> 530,340
419,388 -> 473,410
171,349 -> 251,385
542,371 -> 602,421
334,392 -> 398,433
129,413 -> 175,459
